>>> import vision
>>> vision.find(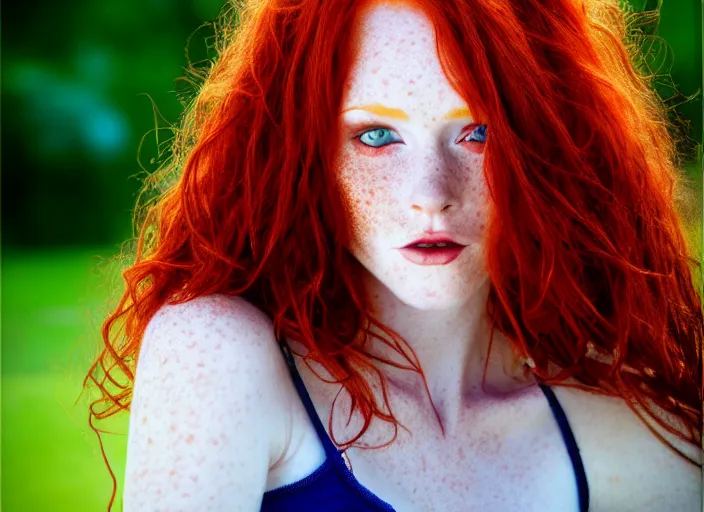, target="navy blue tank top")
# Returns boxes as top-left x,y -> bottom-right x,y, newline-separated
261,342 -> 590,512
